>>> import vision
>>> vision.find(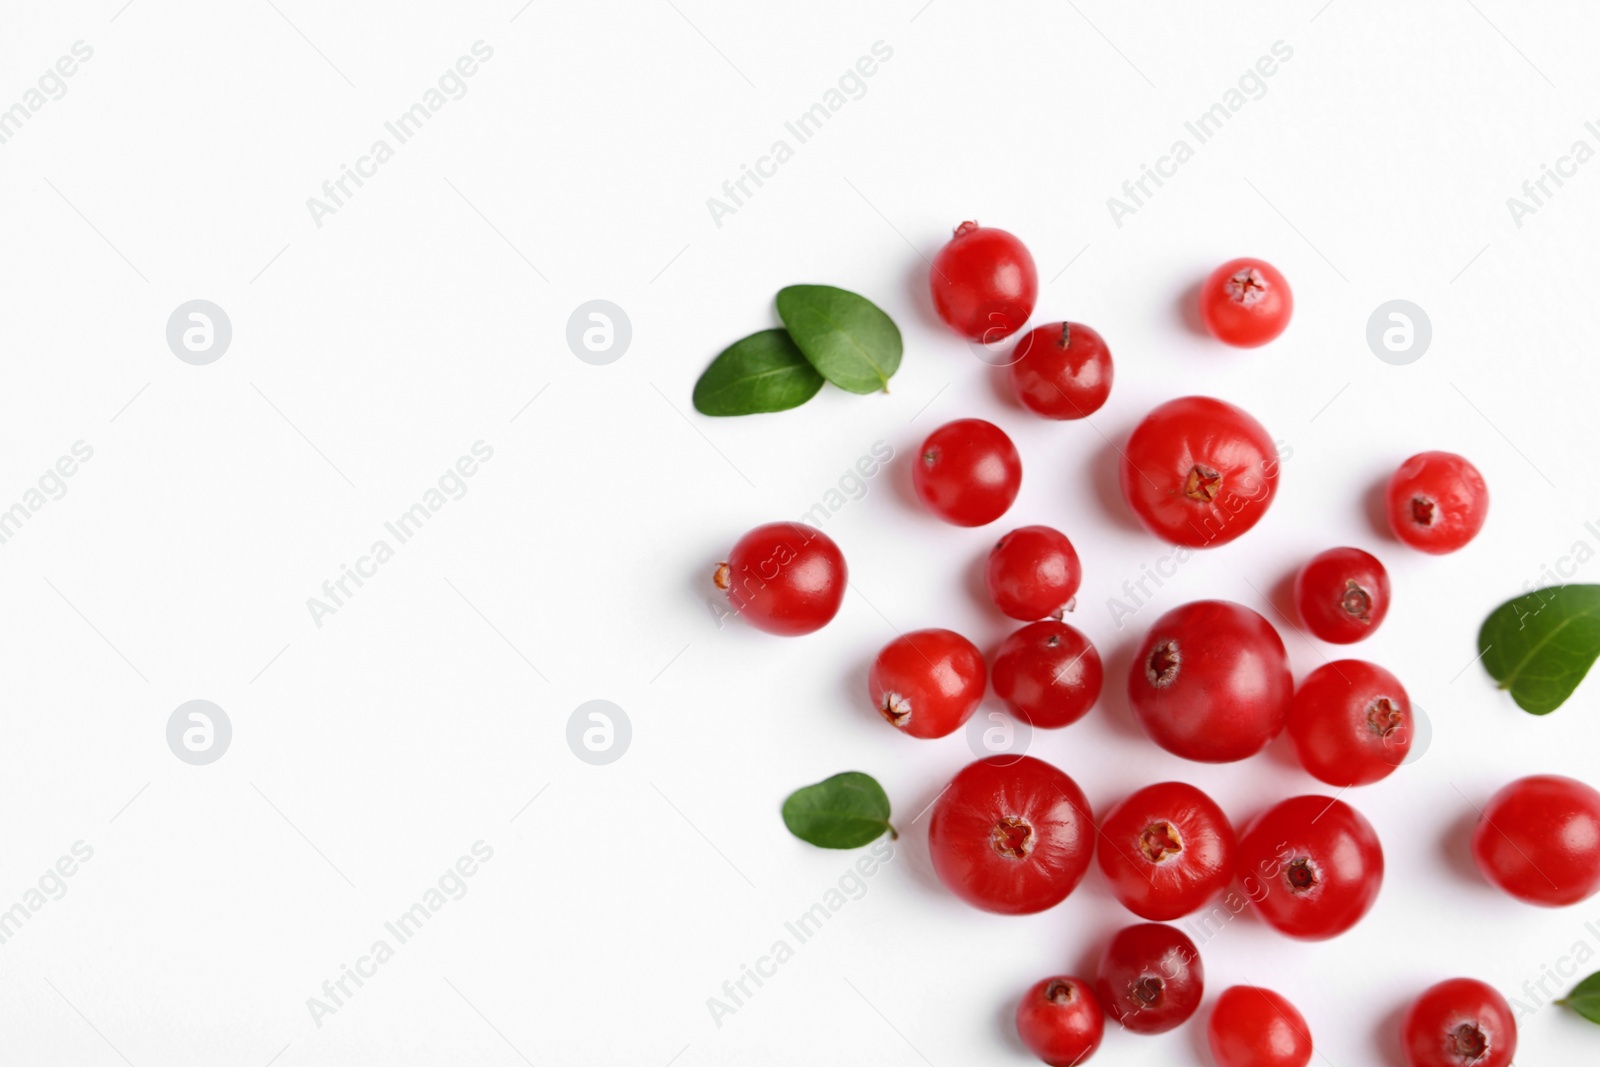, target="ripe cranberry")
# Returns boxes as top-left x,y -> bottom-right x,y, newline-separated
1127,600 -> 1292,763
929,221 -> 1038,343
868,628 -> 985,740
1199,258 -> 1293,347
914,418 -> 1022,526
1007,322 -> 1113,419
927,755 -> 1093,914
1097,782 -> 1235,921
1208,986 -> 1313,1067
985,526 -> 1082,620
1094,923 -> 1203,1035
991,621 -> 1102,729
1386,451 -> 1488,554
1402,978 -> 1516,1067
714,522 -> 846,636
1287,661 -> 1413,787
1470,774 -> 1600,906
1120,396 -> 1280,548
1015,977 -> 1104,1067
1236,796 -> 1384,940
1293,547 -> 1390,644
